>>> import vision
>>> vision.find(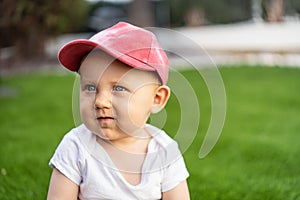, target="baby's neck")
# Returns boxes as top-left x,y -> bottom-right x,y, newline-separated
98,127 -> 151,153
96,133 -> 152,186
97,133 -> 151,154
